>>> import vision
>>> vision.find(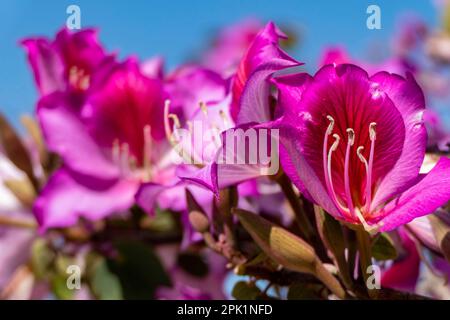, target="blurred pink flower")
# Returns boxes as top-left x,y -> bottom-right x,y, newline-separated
33,59 -> 171,230
22,28 -> 114,97
203,19 -> 262,77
